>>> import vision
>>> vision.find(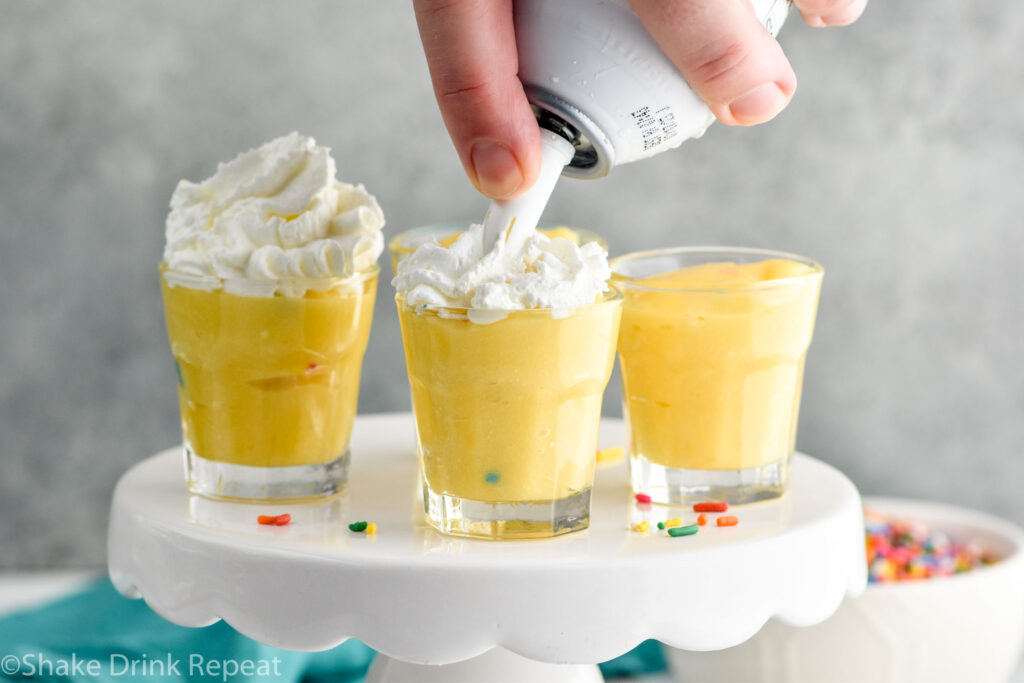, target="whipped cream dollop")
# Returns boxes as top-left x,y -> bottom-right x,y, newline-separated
392,224 -> 611,324
163,132 -> 384,296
